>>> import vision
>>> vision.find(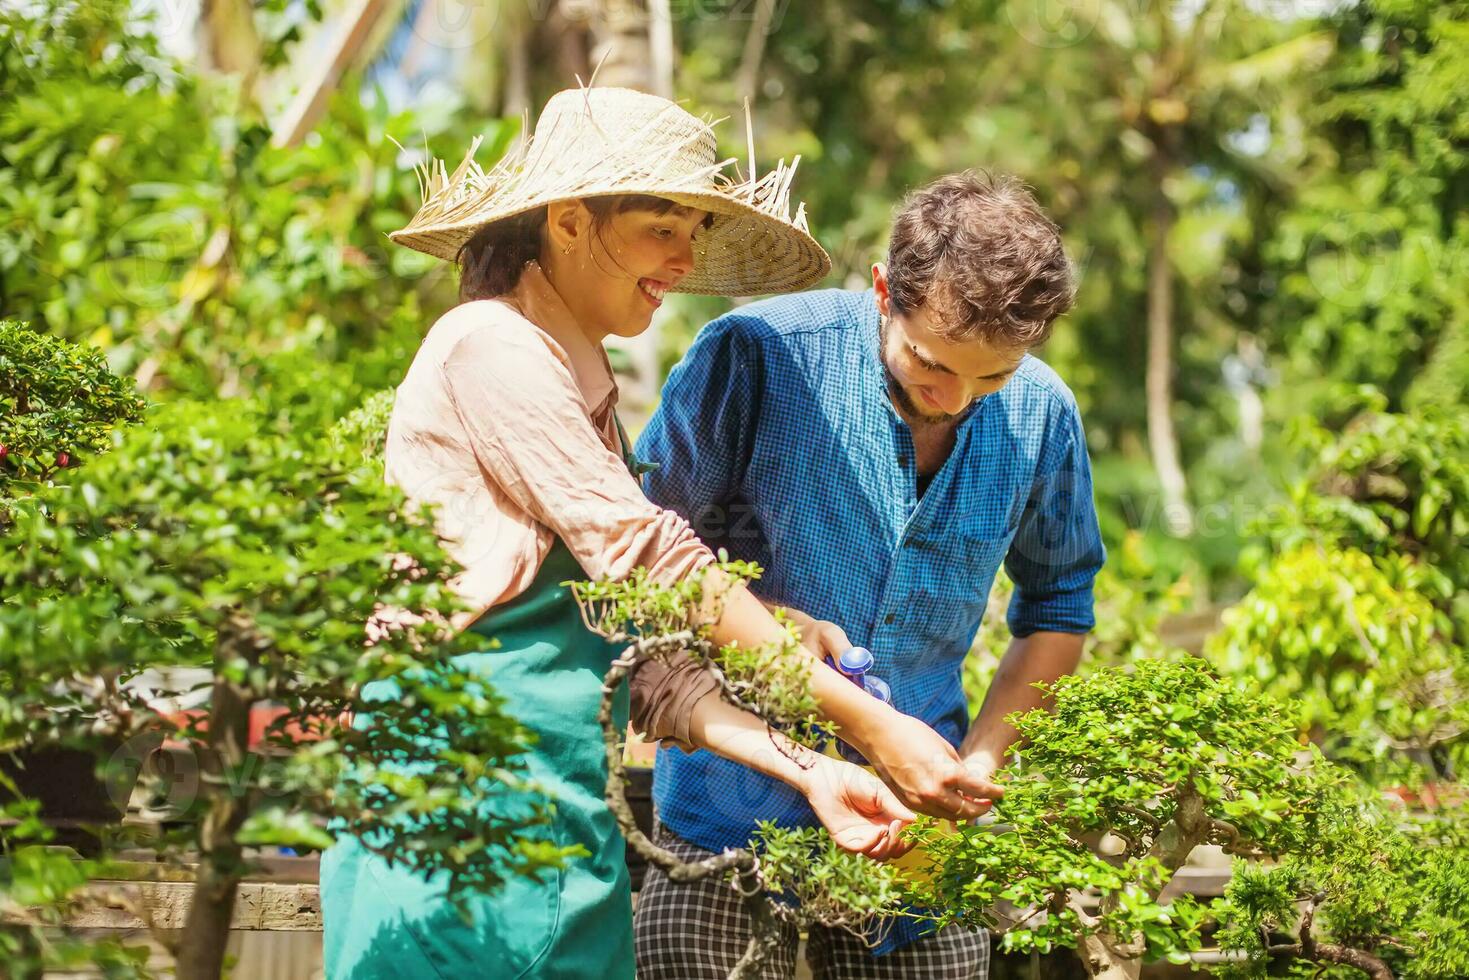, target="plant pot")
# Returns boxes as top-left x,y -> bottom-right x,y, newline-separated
0,734 -> 159,854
